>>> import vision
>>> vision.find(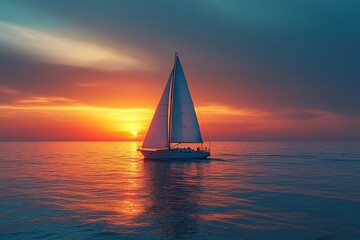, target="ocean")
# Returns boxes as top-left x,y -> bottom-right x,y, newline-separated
0,141 -> 359,240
